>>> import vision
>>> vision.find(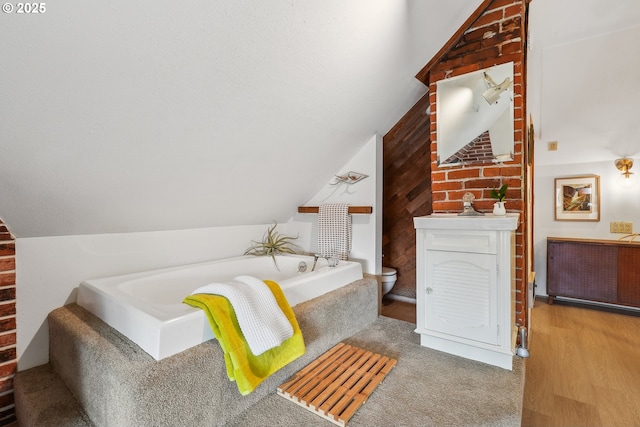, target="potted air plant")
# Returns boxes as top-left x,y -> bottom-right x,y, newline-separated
490,184 -> 508,216
244,222 -> 301,270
